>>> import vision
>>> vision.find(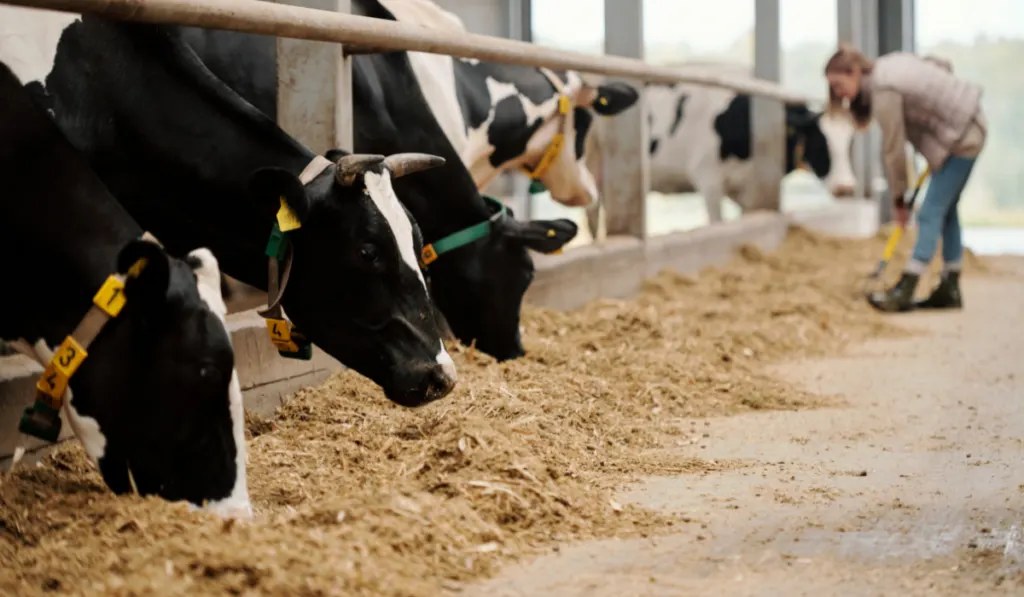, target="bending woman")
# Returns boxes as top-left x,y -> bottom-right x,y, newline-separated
824,45 -> 987,312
